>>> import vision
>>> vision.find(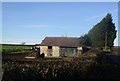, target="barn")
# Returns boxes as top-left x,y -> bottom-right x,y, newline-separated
36,37 -> 84,57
